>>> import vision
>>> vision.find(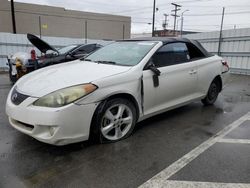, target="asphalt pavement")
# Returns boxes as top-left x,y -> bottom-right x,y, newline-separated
0,73 -> 250,188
